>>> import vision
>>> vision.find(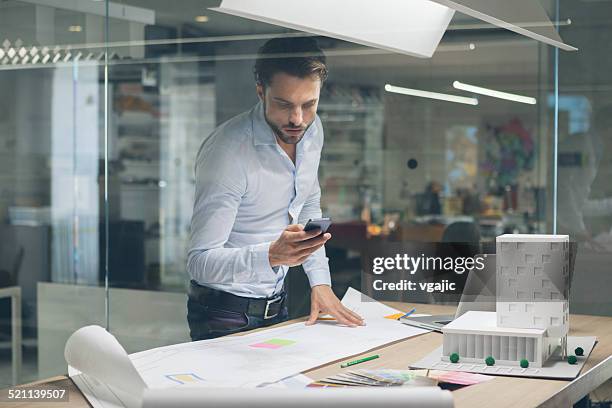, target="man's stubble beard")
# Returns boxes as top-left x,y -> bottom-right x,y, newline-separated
263,100 -> 314,145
